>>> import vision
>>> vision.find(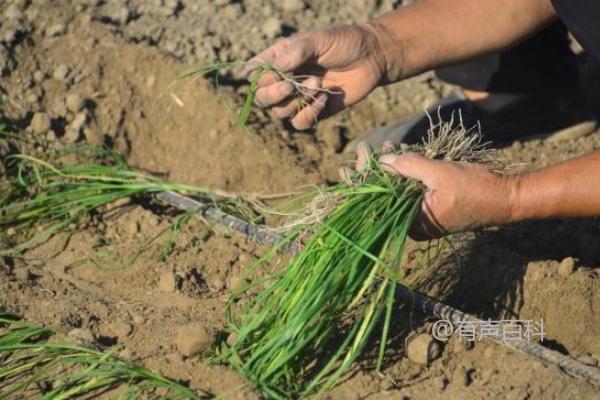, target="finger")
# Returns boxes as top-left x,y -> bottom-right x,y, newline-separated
297,76 -> 321,100
378,153 -> 436,183
272,97 -> 303,119
338,167 -> 354,186
254,81 -> 294,108
356,141 -> 373,172
382,140 -> 395,153
290,92 -> 328,130
243,36 -> 315,78
257,71 -> 280,87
